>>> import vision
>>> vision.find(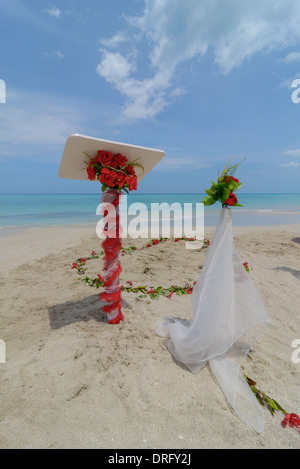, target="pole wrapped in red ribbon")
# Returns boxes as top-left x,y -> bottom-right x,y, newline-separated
84,149 -> 144,324
99,188 -> 124,324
